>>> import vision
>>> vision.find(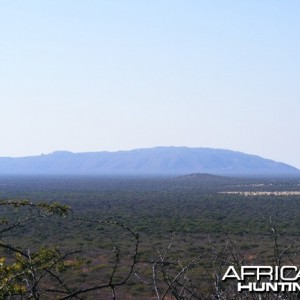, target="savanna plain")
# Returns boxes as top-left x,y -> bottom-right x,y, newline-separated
1,174 -> 300,299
